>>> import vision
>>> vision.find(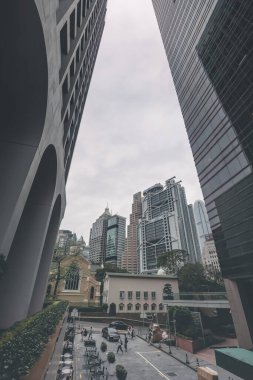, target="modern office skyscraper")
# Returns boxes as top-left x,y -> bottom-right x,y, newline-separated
153,0 -> 253,348
194,200 -> 212,251
0,0 -> 107,328
105,215 -> 126,267
122,192 -> 142,273
138,178 -> 200,273
55,229 -> 77,256
89,207 -> 111,264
